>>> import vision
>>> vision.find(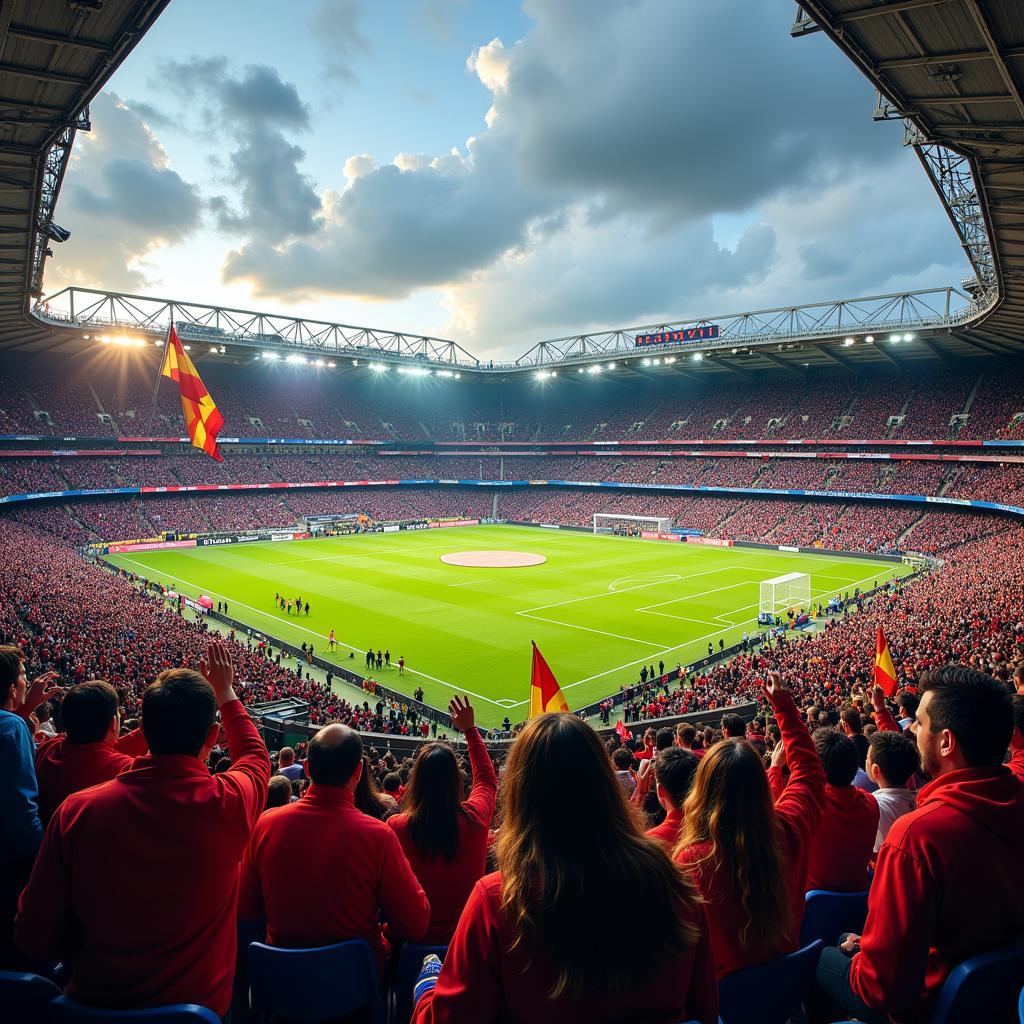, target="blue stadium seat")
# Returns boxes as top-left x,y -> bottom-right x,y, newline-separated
1017,981 -> 1023,1024
929,931 -> 1024,1024
718,939 -> 824,1024
391,943 -> 447,1024
0,969 -> 61,1023
799,889 -> 870,948
48,997 -> 219,1023
248,938 -> 384,1023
